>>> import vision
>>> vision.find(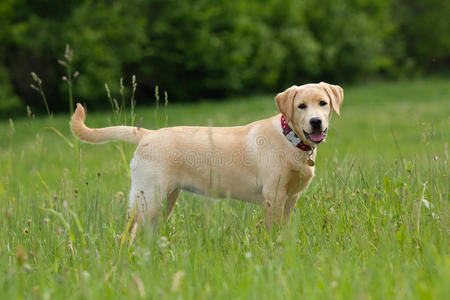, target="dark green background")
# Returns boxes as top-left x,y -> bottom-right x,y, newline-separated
1,0 -> 449,115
